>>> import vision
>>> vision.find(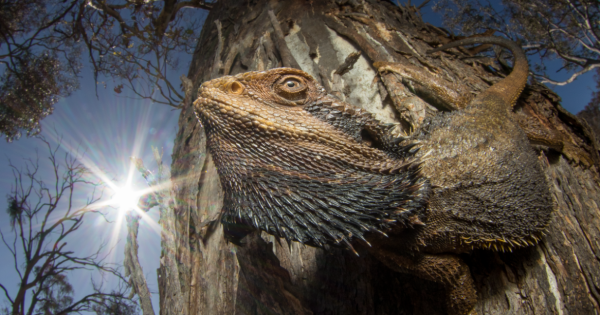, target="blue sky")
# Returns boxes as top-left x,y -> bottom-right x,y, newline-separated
0,4 -> 596,314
